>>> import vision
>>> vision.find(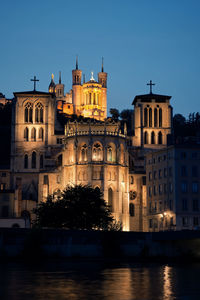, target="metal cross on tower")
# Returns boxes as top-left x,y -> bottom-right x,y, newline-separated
147,80 -> 155,94
31,76 -> 39,91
